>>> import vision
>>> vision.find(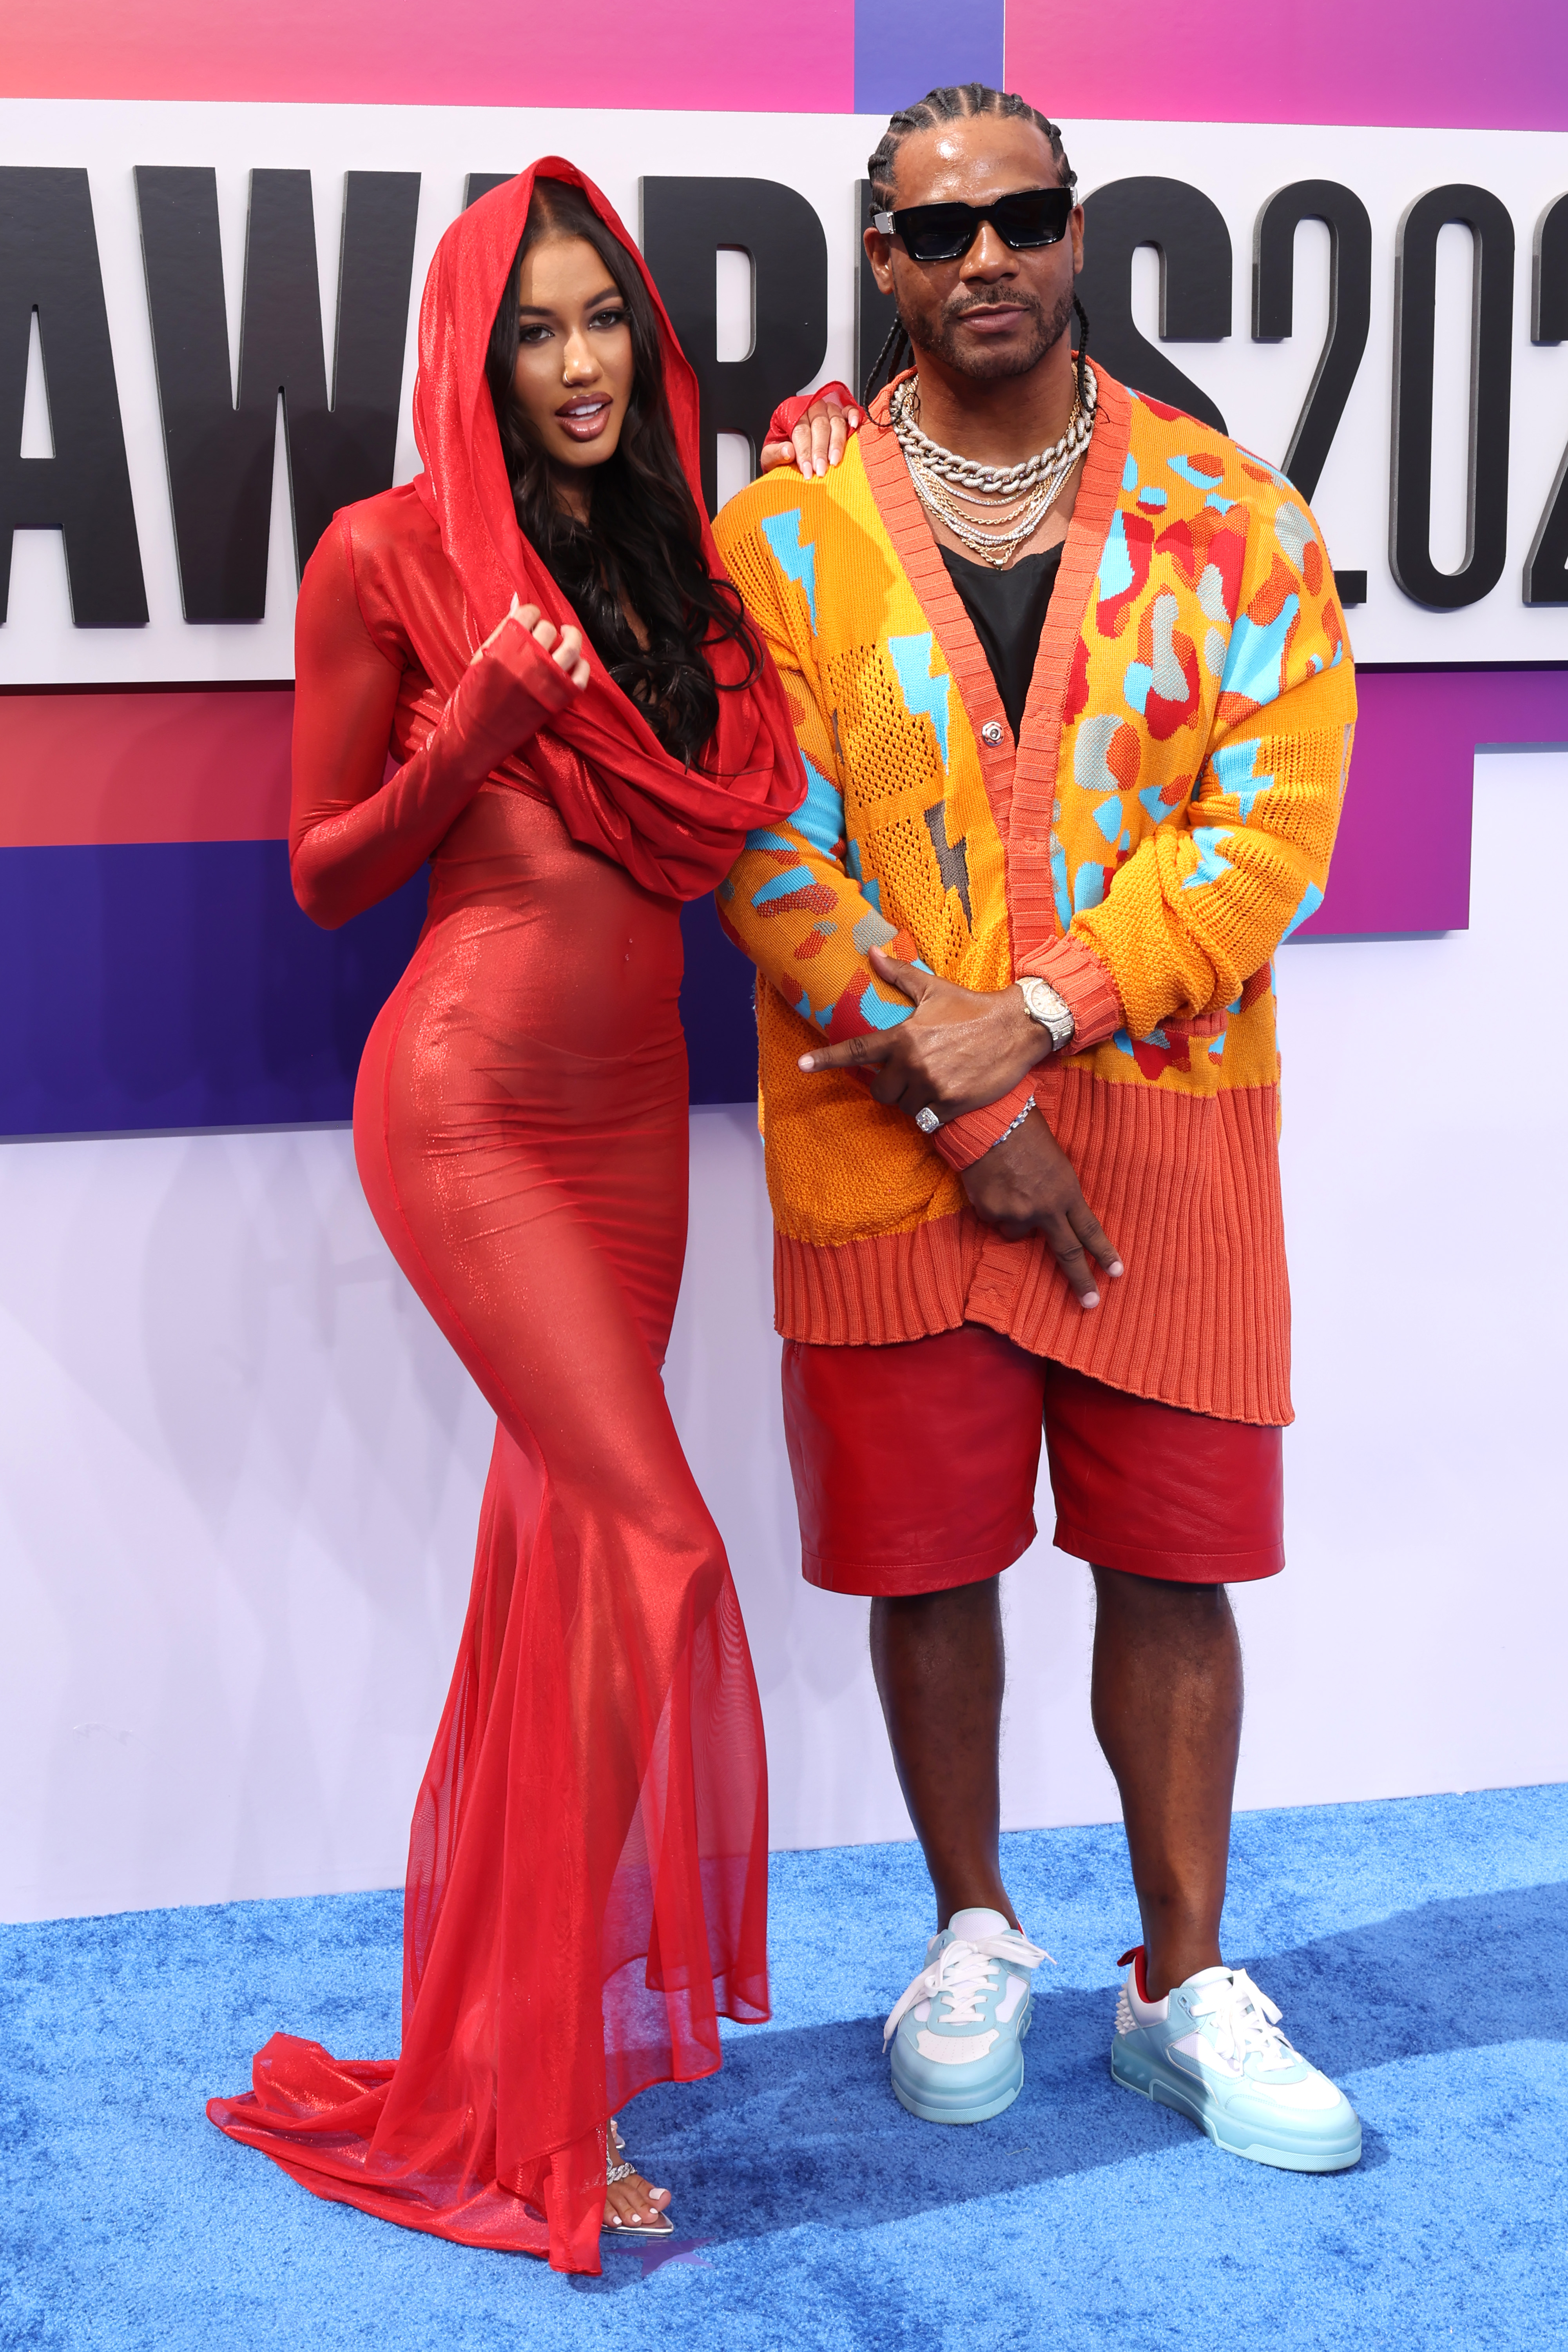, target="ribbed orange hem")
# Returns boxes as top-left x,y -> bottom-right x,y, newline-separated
775,1212 -> 986,1345
774,1067 -> 1292,1426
